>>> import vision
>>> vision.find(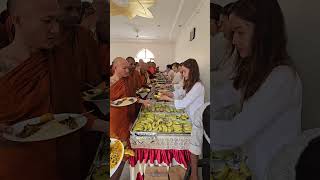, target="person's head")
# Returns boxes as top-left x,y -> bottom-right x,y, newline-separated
181,59 -> 200,93
231,0 -> 291,101
220,2 -> 235,40
210,3 -> 222,36
9,0 -> 60,50
126,56 -> 136,73
178,64 -> 183,73
113,57 -> 129,78
166,64 -> 172,70
172,62 -> 179,72
81,1 -> 95,19
58,0 -> 81,26
139,59 -> 144,63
